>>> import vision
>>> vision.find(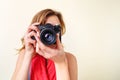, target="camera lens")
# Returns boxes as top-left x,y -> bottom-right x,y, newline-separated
44,33 -> 53,42
40,29 -> 56,45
